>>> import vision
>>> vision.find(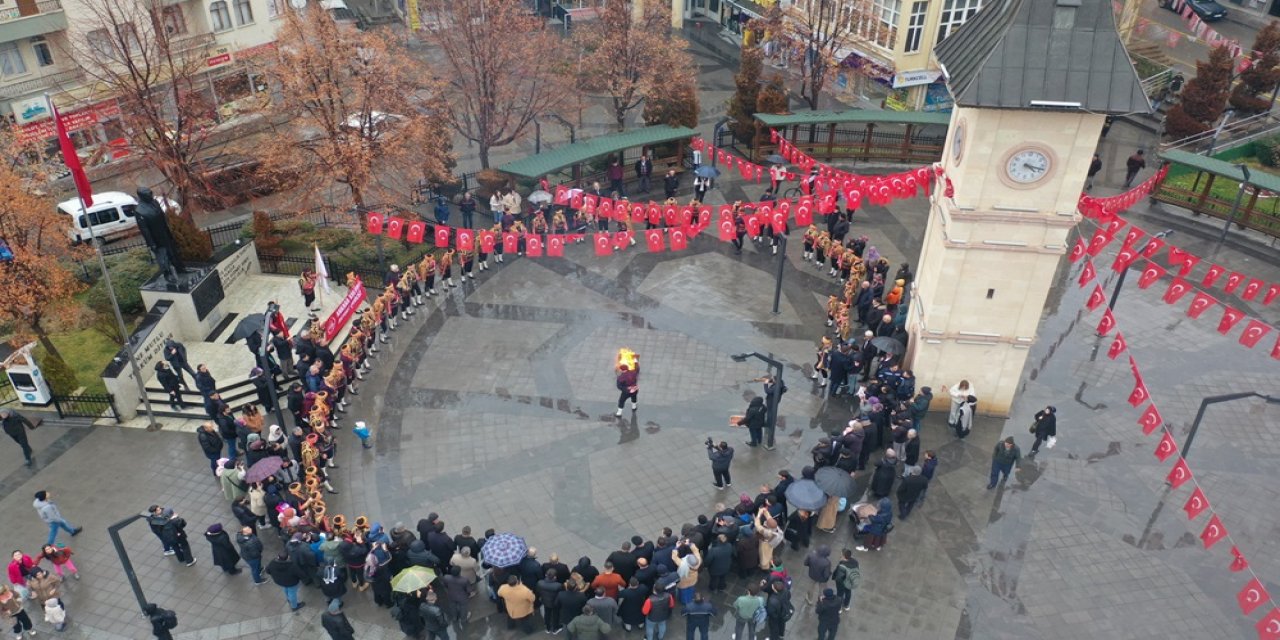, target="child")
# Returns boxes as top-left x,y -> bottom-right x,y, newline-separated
37,544 -> 78,580
353,421 -> 373,449
44,596 -> 66,631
